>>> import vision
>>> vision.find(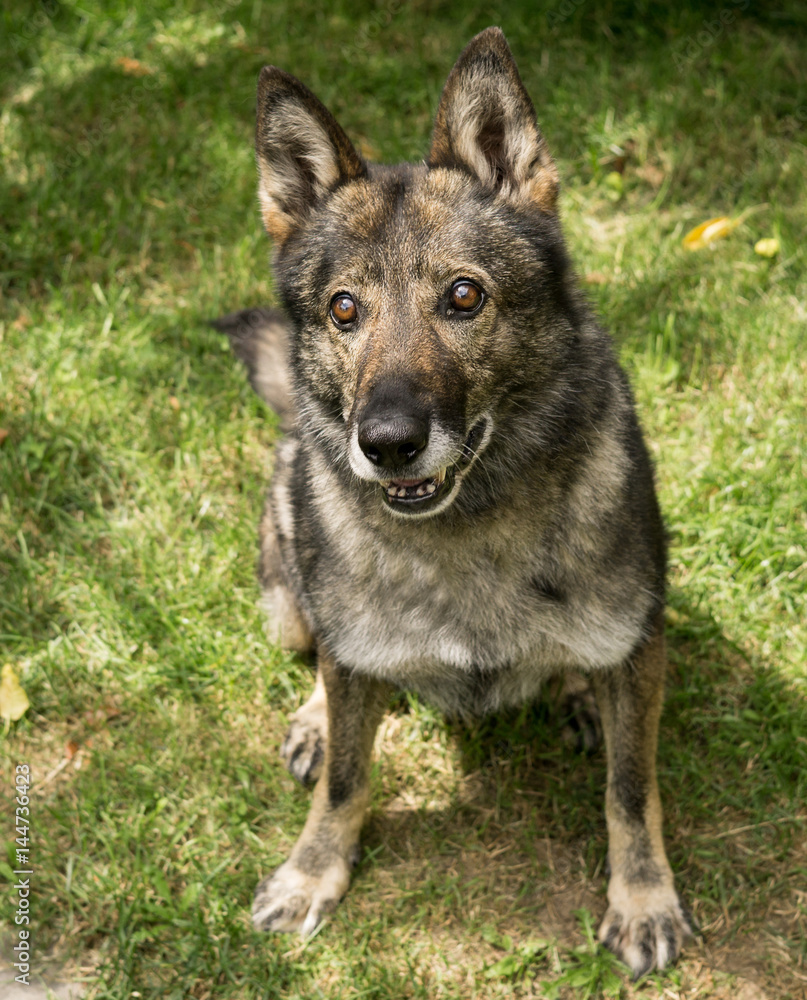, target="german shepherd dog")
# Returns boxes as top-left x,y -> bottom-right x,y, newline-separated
215,27 -> 692,978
